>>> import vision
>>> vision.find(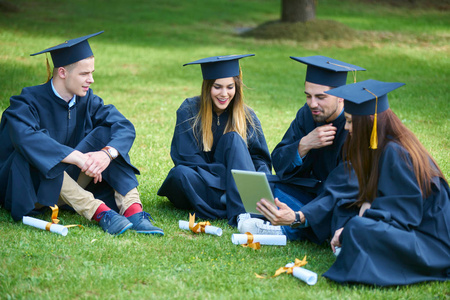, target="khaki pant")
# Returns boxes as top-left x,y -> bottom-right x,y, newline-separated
56,172 -> 141,220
